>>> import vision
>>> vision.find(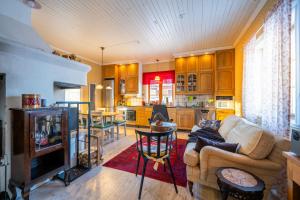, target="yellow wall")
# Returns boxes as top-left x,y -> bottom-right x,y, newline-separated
80,59 -> 102,112
142,61 -> 175,72
234,0 -> 278,116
